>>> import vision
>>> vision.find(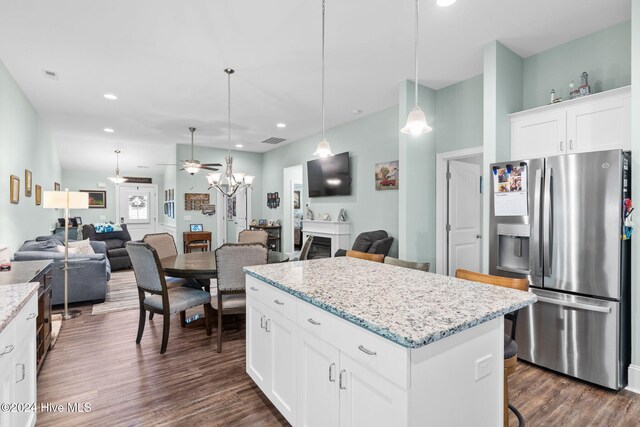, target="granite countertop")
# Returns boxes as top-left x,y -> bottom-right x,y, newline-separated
0,282 -> 40,334
244,257 -> 537,348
